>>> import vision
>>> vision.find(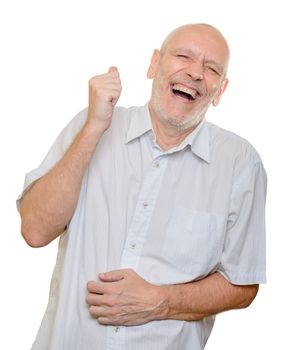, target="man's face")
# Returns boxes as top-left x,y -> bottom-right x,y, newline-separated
148,25 -> 229,131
